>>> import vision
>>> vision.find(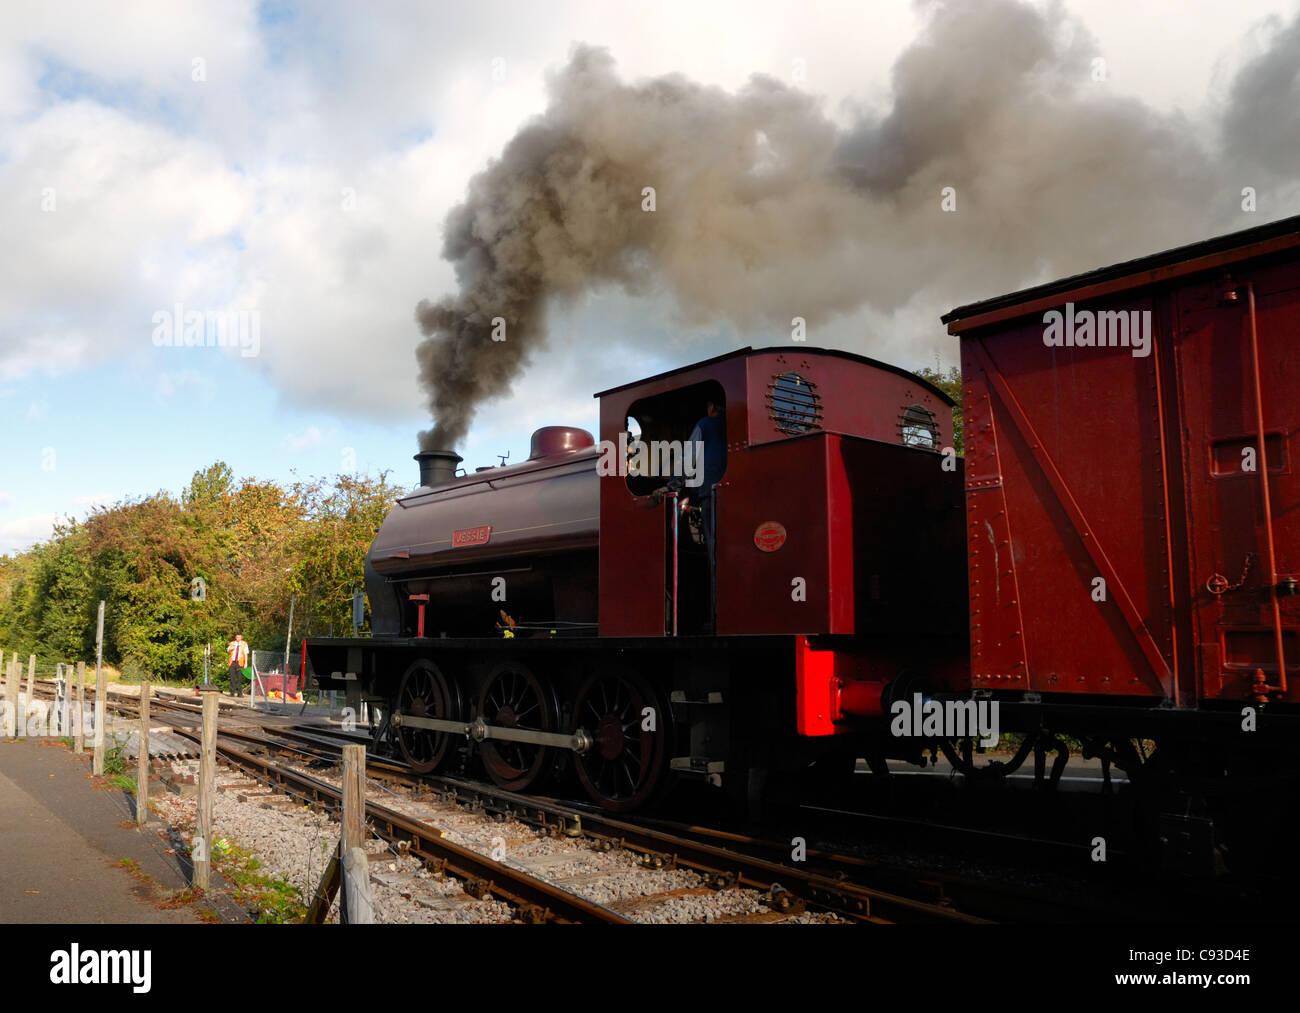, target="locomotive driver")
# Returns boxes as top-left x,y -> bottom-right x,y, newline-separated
669,399 -> 726,632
